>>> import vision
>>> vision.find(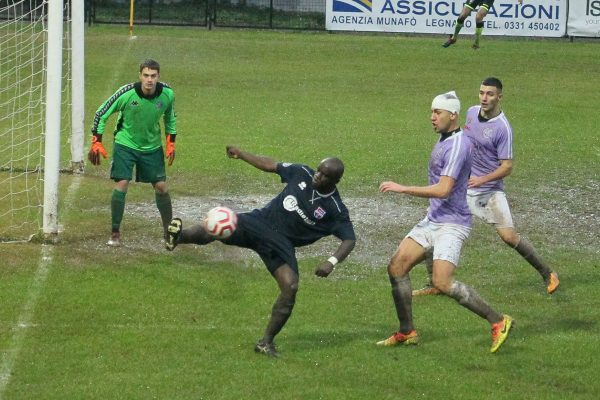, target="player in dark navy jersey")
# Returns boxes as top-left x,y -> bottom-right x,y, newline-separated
166,146 -> 356,357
